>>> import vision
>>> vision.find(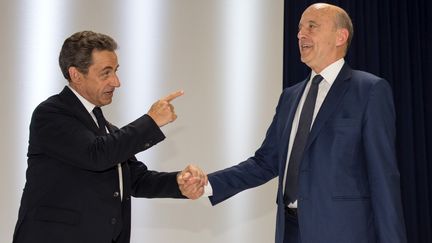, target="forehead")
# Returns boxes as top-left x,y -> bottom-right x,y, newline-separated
90,50 -> 118,68
299,6 -> 334,25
